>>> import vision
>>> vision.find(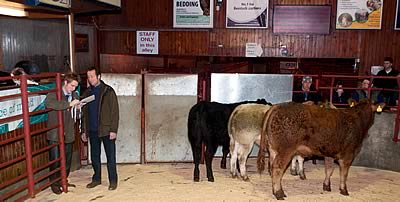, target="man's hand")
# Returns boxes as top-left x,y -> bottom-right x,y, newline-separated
70,99 -> 80,107
110,132 -> 117,140
81,133 -> 88,142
